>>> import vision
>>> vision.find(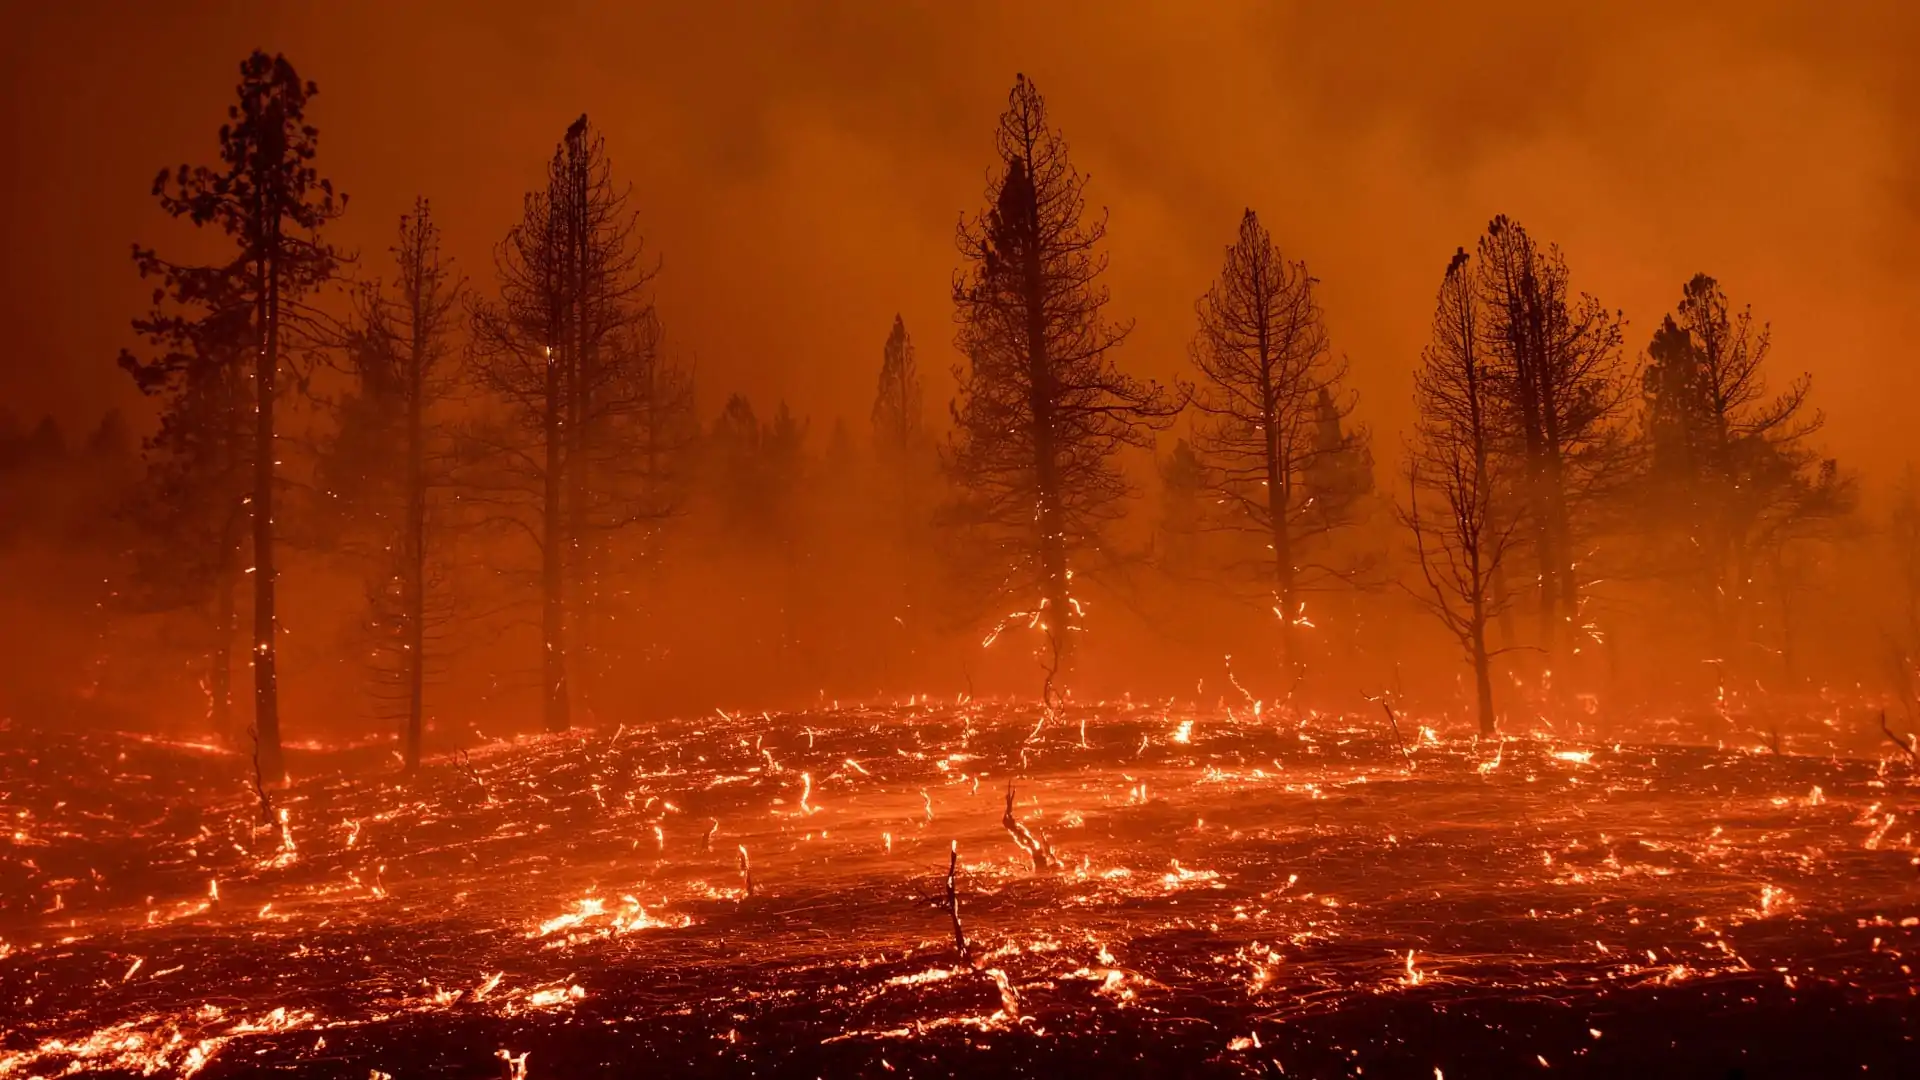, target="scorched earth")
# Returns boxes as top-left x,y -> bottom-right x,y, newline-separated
2,700 -> 1917,1077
